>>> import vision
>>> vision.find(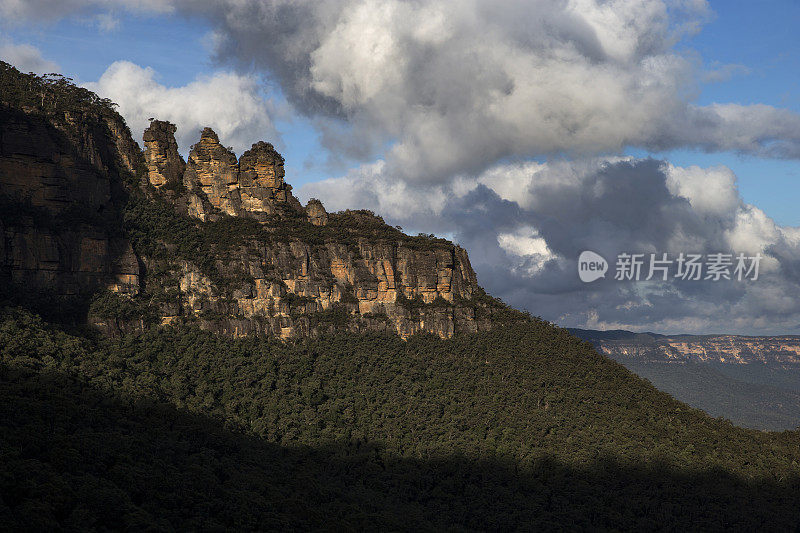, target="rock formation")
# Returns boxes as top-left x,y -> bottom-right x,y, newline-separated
182,127 -> 241,220
238,141 -> 302,215
305,199 -> 328,226
134,122 -> 507,338
152,124 -> 306,222
154,236 -> 490,339
142,120 -> 184,188
578,332 -> 800,365
1,63 -> 515,338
